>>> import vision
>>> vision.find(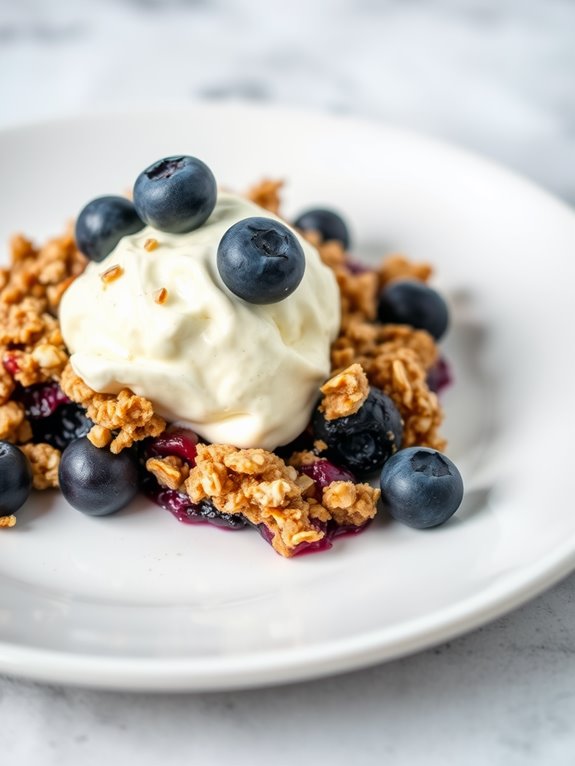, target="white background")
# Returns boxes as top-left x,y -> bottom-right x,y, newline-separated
1,1 -> 574,763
